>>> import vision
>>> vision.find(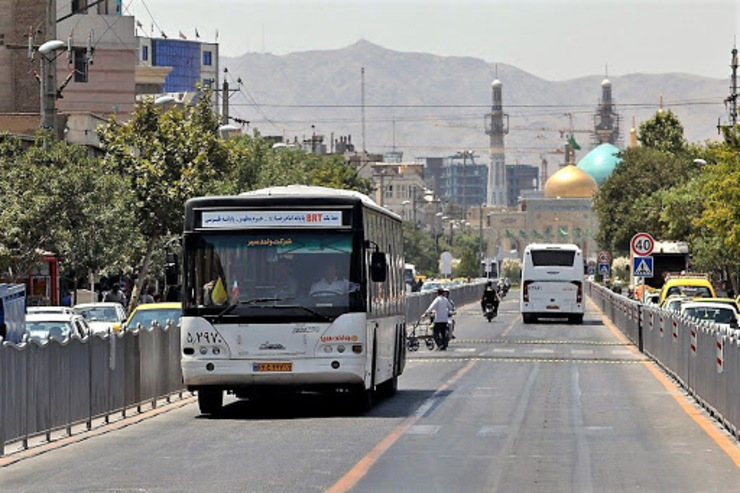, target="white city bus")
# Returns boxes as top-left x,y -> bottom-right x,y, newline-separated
180,185 -> 405,414
520,243 -> 584,324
